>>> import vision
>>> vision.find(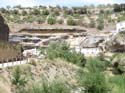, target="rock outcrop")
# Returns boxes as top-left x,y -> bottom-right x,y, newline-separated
105,32 -> 125,52
0,14 -> 9,41
80,36 -> 104,48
